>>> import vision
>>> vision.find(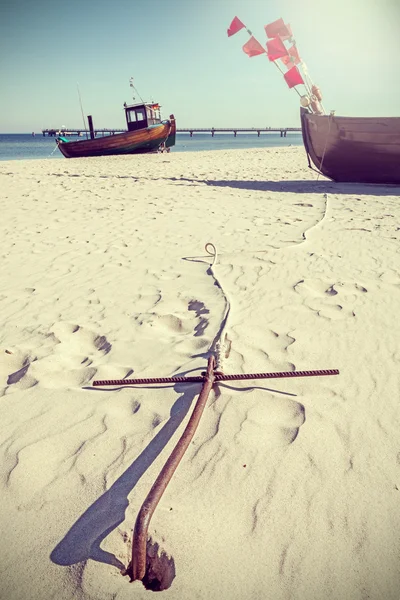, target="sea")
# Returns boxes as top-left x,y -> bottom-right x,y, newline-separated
0,132 -> 303,161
